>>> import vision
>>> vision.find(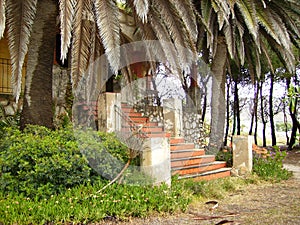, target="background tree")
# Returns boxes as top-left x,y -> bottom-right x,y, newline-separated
194,0 -> 300,153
